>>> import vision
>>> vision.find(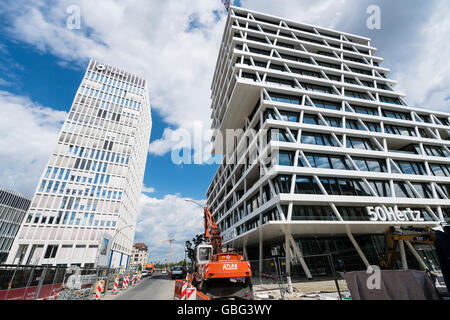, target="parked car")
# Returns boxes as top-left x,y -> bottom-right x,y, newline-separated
141,270 -> 148,278
168,266 -> 186,279
161,269 -> 167,275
